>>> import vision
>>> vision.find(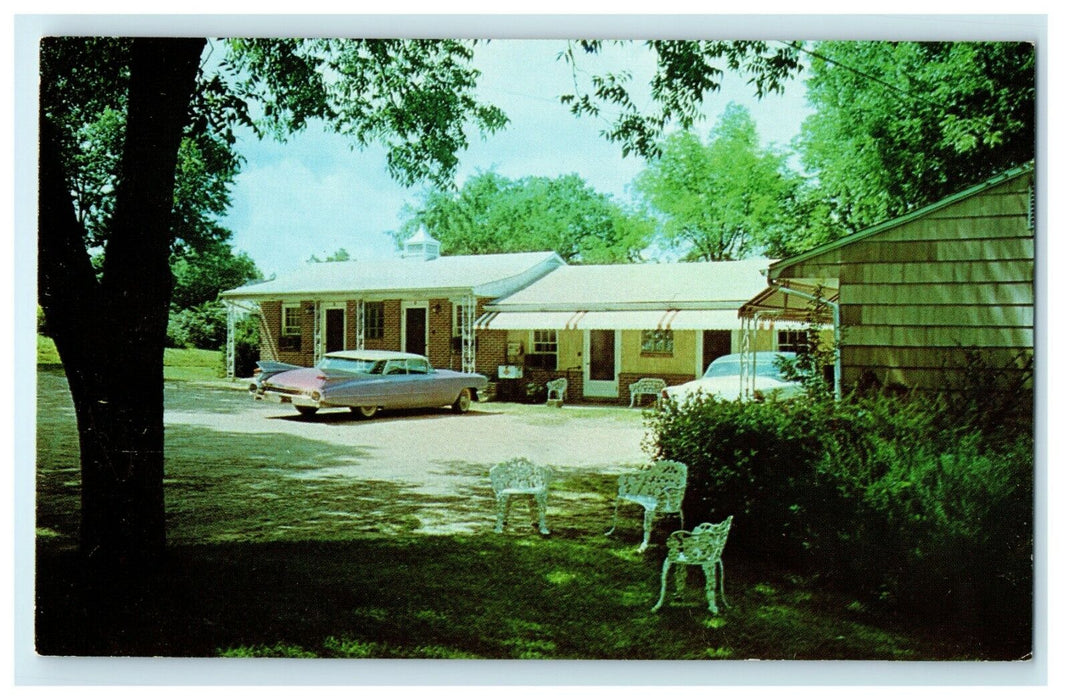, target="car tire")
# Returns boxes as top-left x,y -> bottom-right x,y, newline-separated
352,405 -> 378,419
295,405 -> 318,416
452,388 -> 472,413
